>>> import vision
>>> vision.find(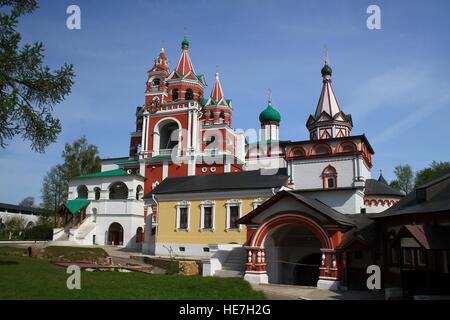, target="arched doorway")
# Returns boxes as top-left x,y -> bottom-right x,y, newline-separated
135,227 -> 143,243
294,253 -> 322,286
108,222 -> 123,245
264,223 -> 322,285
